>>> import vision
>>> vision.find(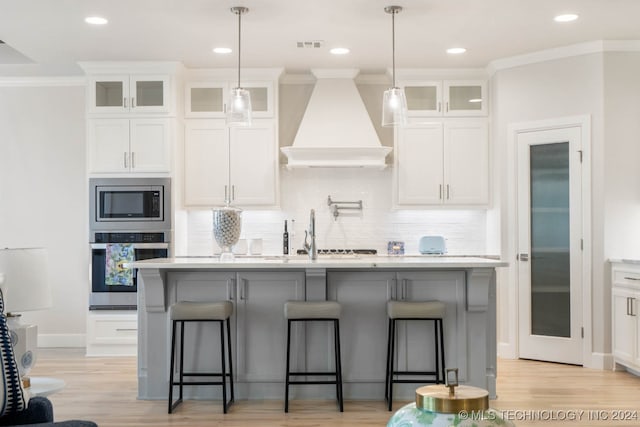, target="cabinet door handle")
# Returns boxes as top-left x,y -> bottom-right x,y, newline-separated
631,298 -> 636,317
123,97 -> 127,108
227,279 -> 235,300
132,97 -> 135,108
131,152 -> 135,169
439,184 -> 443,200
123,152 -> 128,168
232,185 -> 235,201
437,102 -> 441,112
401,279 -> 408,300
445,101 -> 449,112
115,328 -> 137,332
387,279 -> 397,300
446,184 -> 450,200
624,276 -> 640,281
224,185 -> 228,203
240,278 -> 248,300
